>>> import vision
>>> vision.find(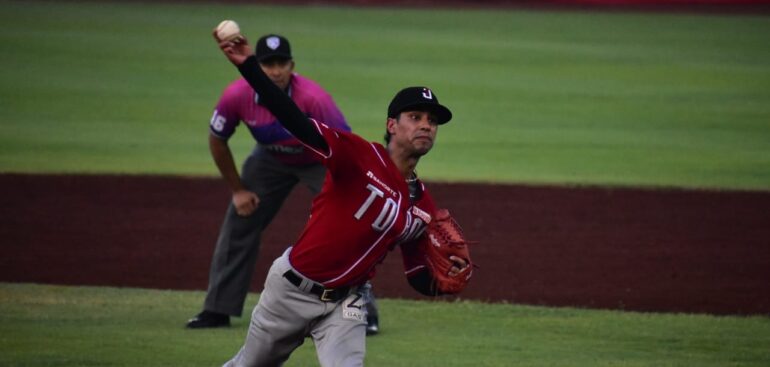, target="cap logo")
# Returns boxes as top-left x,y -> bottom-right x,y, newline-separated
421,88 -> 433,100
266,36 -> 281,50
